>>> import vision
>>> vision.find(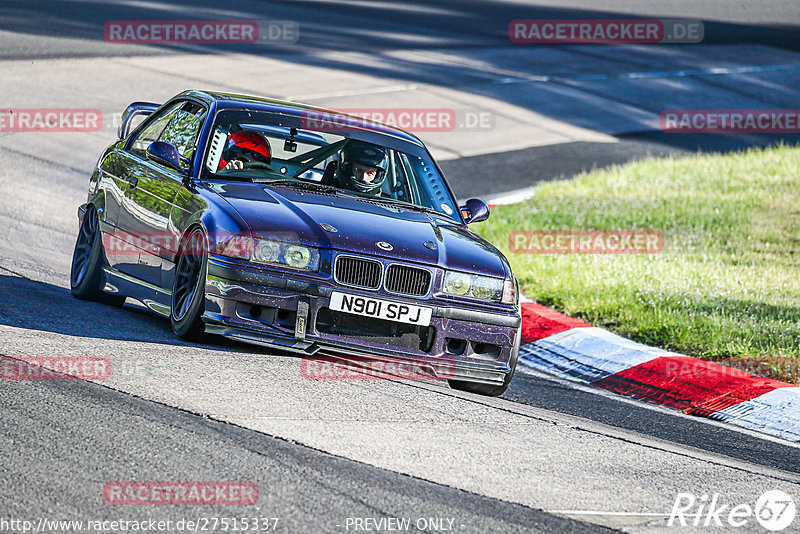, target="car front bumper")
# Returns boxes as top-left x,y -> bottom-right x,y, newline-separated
202,257 -> 521,386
